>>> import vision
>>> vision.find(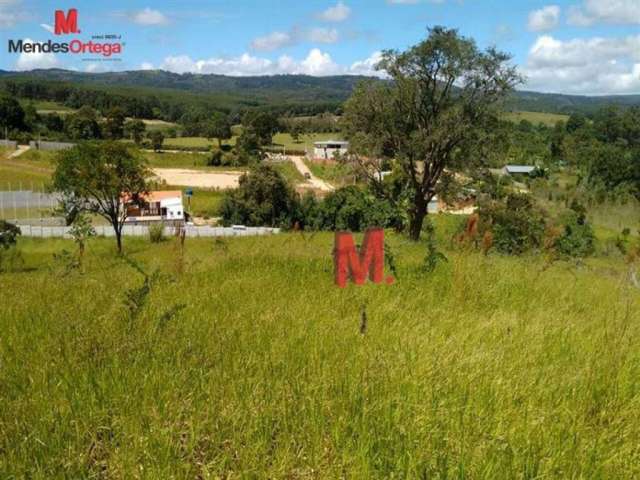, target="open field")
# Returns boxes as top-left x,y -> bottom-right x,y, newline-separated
0,149 -> 55,189
1,225 -> 640,477
304,158 -> 355,187
152,168 -> 242,189
503,110 -> 570,127
162,133 -> 344,153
